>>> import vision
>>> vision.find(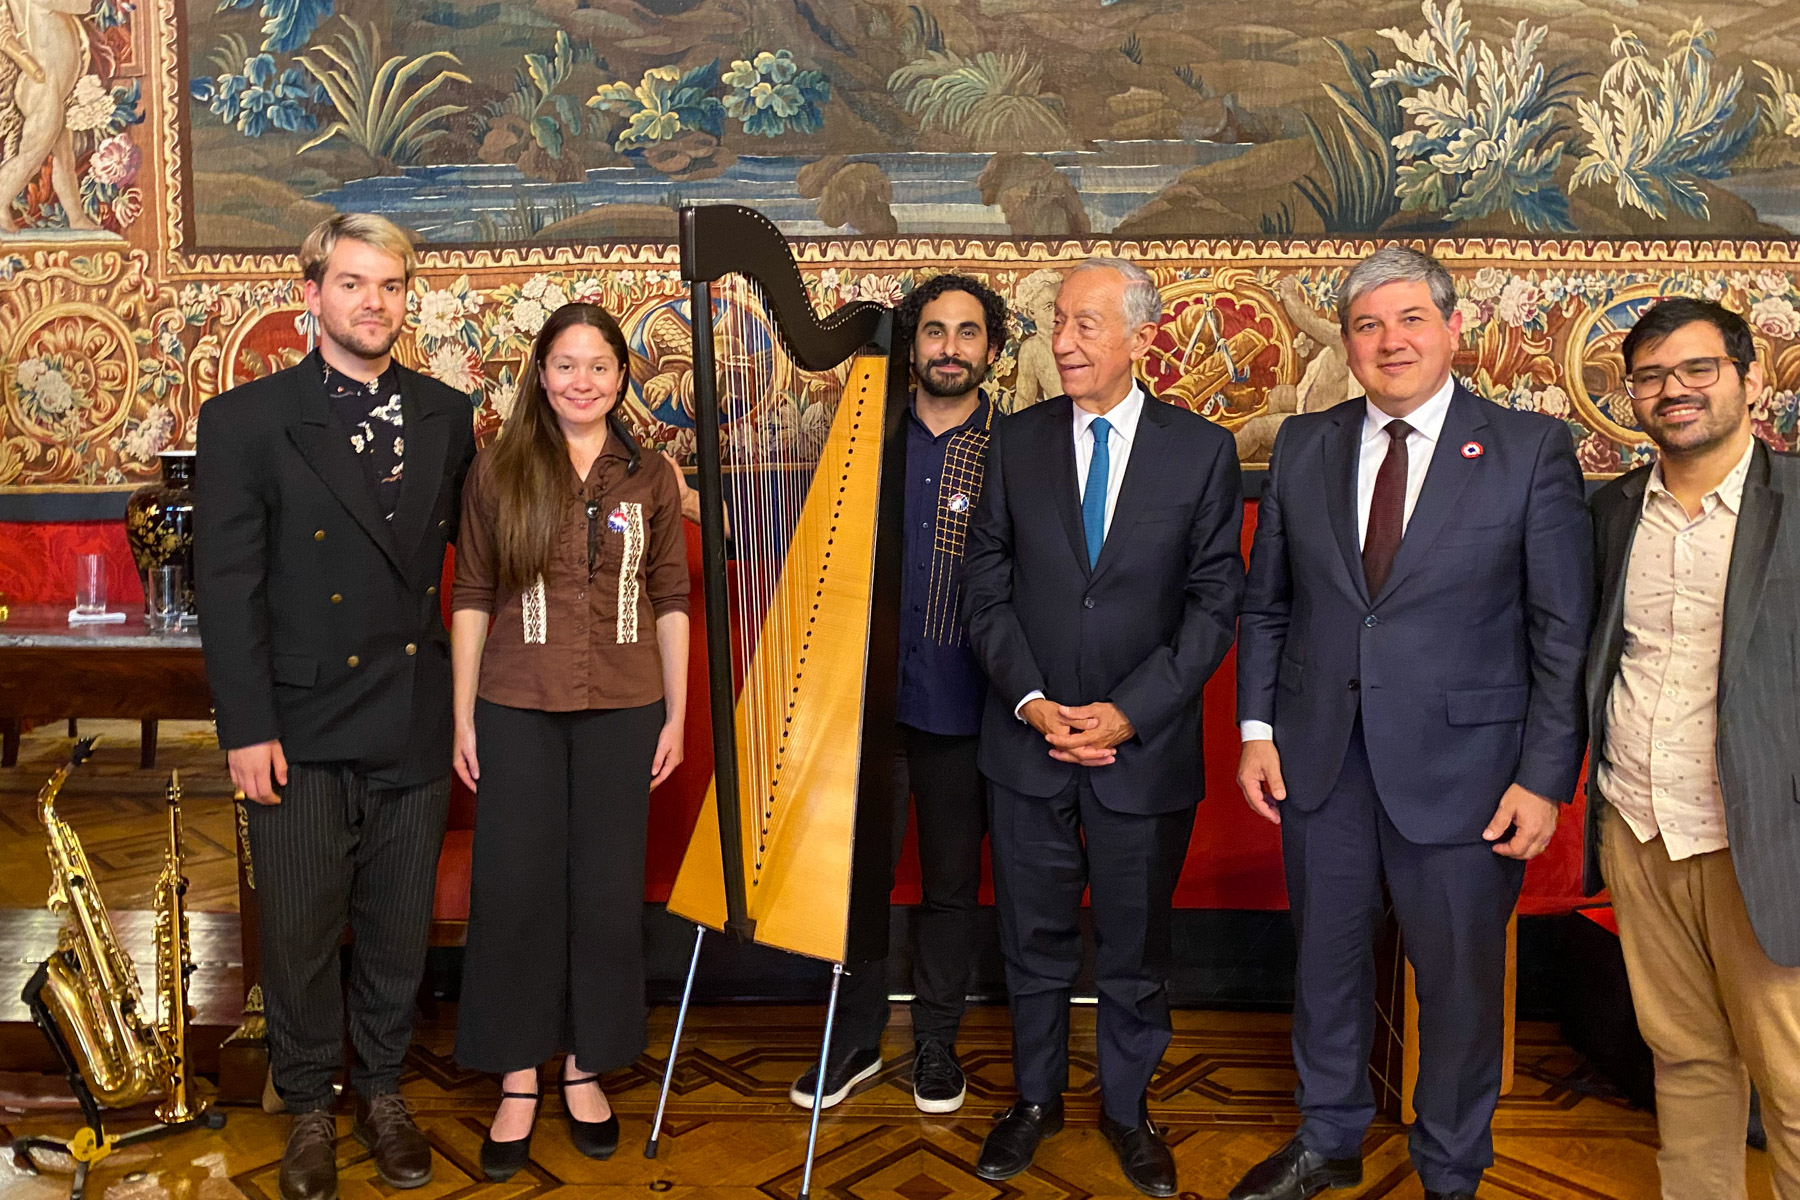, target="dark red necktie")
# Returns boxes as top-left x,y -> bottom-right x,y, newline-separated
1362,418 -> 1412,596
